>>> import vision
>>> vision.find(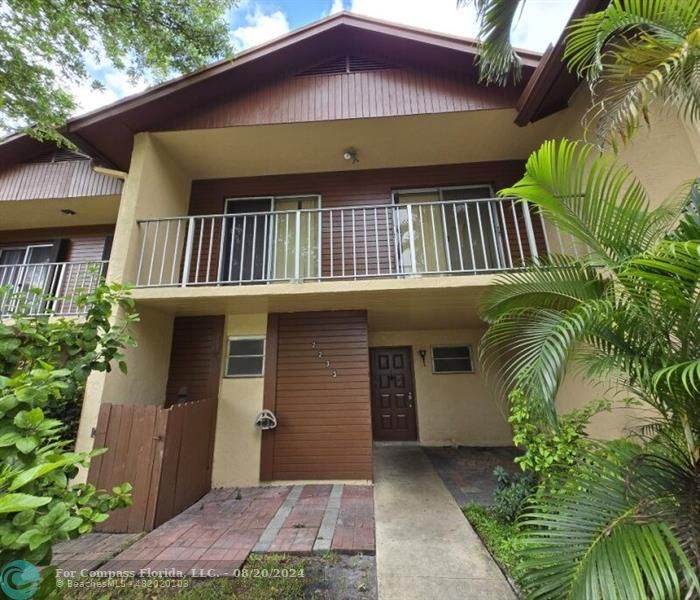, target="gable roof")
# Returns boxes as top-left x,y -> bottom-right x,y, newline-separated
0,11 -> 546,171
